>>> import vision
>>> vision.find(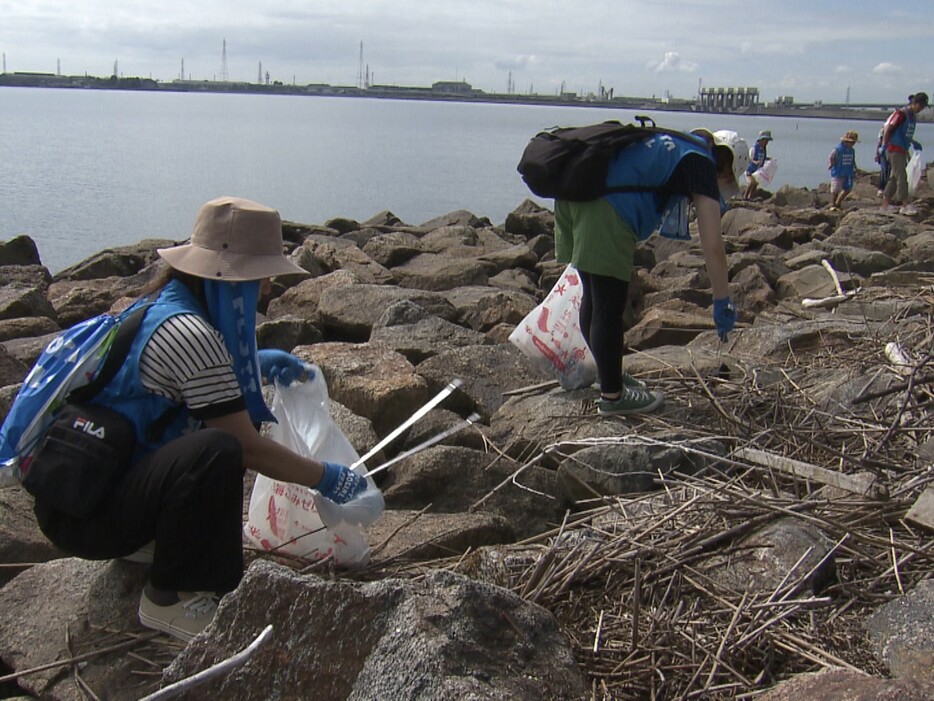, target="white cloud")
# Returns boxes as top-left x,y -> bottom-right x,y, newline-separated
834,65 -> 850,74
648,52 -> 698,74
872,62 -> 900,74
